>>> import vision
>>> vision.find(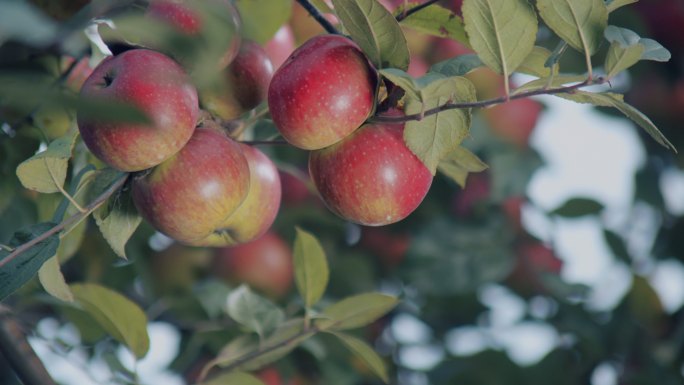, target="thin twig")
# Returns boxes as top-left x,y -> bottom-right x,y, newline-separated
396,0 -> 441,22
295,0 -> 340,35
0,173 -> 129,269
369,77 -> 602,124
